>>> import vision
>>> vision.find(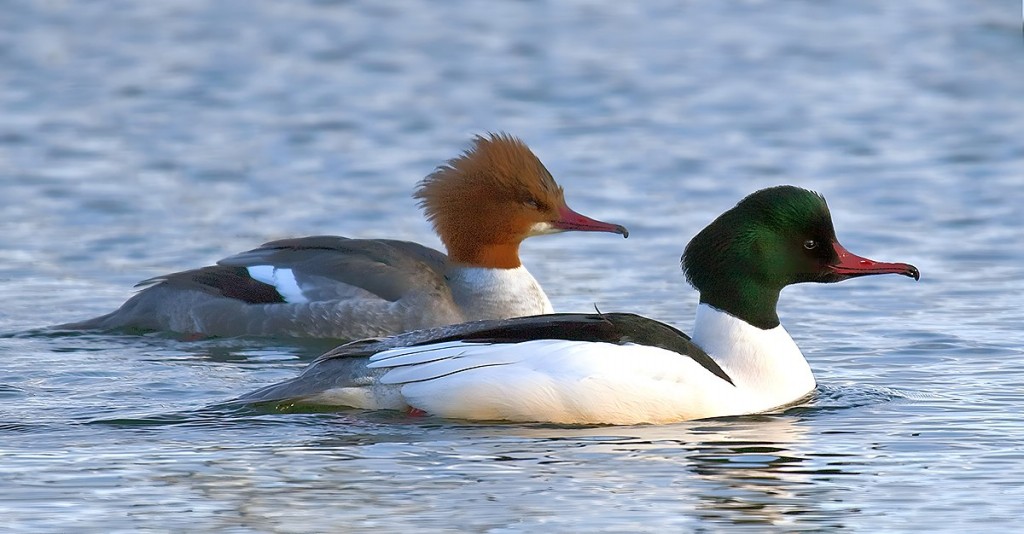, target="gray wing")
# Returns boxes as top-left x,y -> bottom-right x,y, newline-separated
217,236 -> 450,302
59,236 -> 455,338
